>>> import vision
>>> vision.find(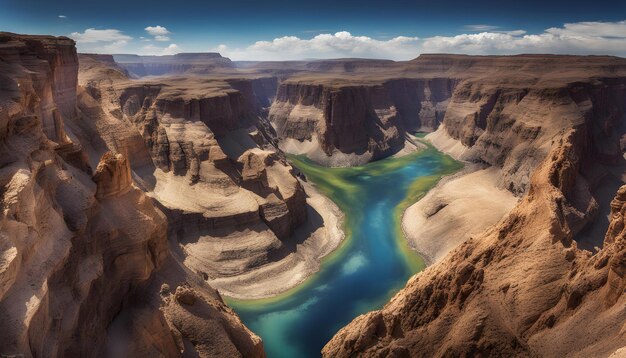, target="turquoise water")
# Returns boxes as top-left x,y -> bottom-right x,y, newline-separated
228,144 -> 461,357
